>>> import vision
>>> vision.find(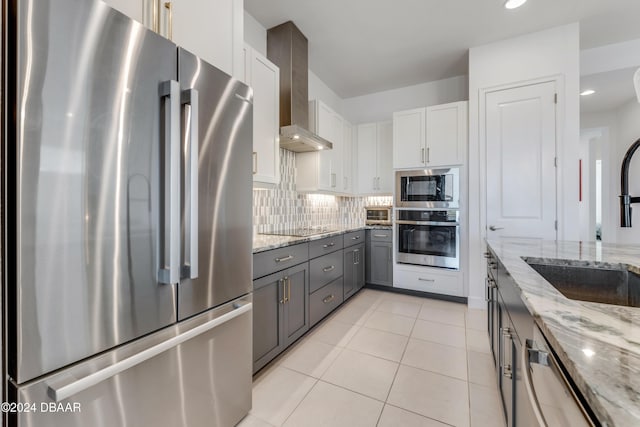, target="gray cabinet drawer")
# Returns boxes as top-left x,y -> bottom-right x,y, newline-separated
309,235 -> 343,259
343,230 -> 365,247
253,243 -> 309,279
369,229 -> 392,242
309,278 -> 344,327
309,251 -> 343,293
